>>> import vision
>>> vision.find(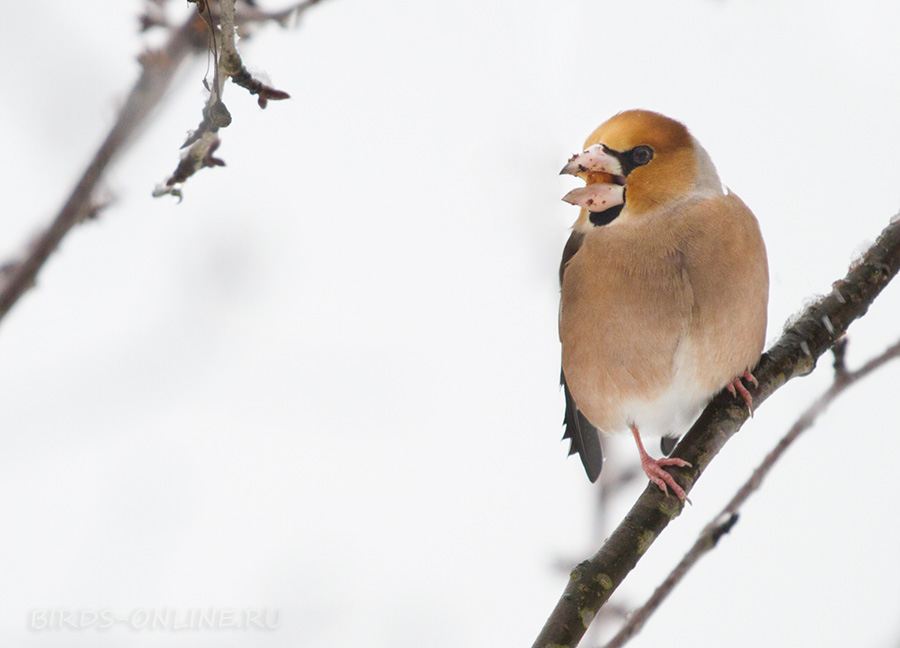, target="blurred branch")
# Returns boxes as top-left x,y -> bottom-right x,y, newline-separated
0,12 -> 209,324
0,0 -> 326,326
602,334 -> 900,648
531,213 -> 900,648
